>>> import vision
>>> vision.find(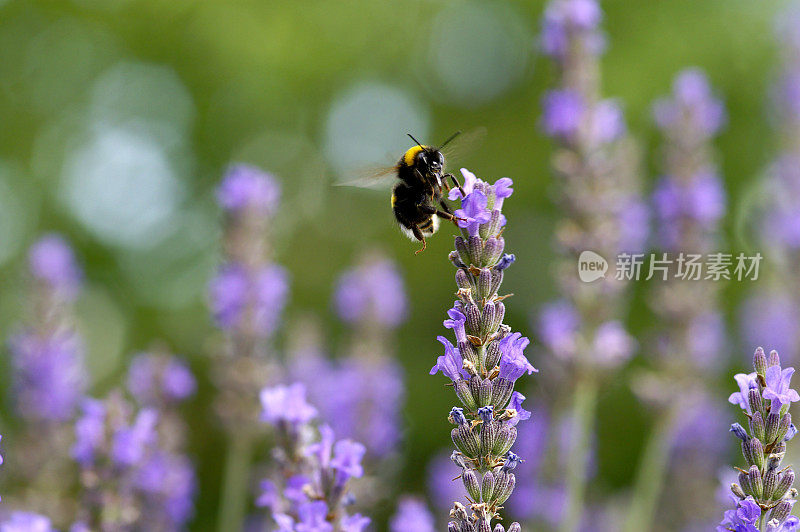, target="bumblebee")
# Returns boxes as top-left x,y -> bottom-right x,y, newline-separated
391,133 -> 465,254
